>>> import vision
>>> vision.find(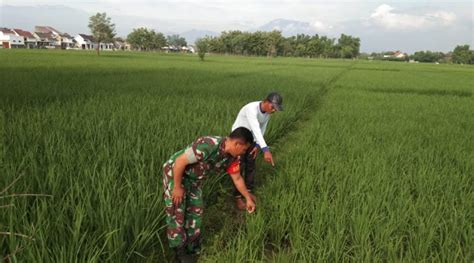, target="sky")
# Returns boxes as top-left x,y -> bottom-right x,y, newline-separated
1,0 -> 473,52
